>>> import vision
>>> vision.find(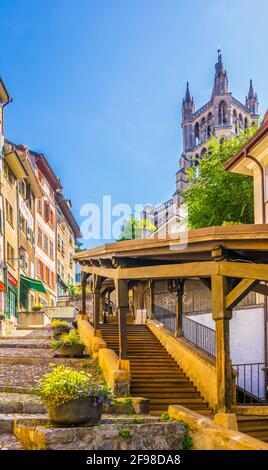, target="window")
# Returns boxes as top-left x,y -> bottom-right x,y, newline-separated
49,209 -> 54,228
49,241 -> 54,259
37,226 -> 43,247
38,169 -> 43,184
19,180 -> 27,198
57,259 -> 61,274
37,259 -> 44,280
218,100 -> 227,125
37,198 -> 42,214
44,201 -> 50,222
7,242 -> 15,268
3,162 -> 15,185
50,271 -> 55,289
6,200 -> 13,226
20,214 -> 27,235
45,266 -> 49,284
44,234 -> 48,253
